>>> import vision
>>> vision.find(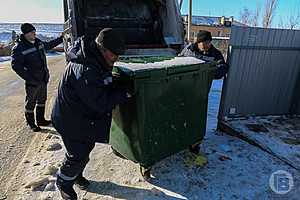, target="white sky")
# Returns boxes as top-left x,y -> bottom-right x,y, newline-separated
0,0 -> 63,23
